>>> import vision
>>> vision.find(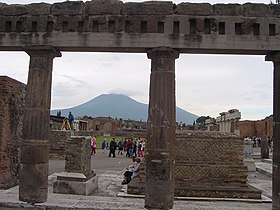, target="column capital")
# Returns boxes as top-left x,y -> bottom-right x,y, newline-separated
265,51 -> 280,63
23,45 -> 61,58
147,47 -> 179,60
